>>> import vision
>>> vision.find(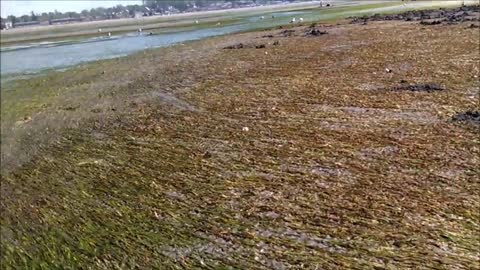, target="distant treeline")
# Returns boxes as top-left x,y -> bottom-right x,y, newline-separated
1,0 -> 301,25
